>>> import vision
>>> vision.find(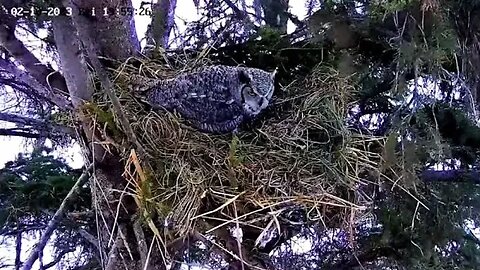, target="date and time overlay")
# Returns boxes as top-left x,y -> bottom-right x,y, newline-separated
2,4 -> 152,17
